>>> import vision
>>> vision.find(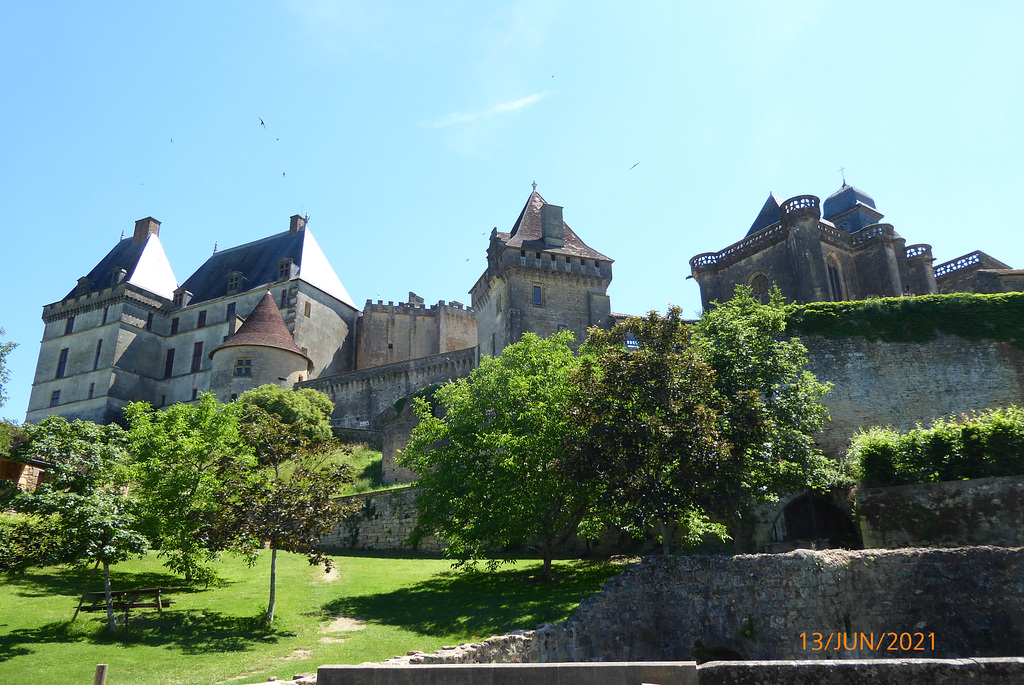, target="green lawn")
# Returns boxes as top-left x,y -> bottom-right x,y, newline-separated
0,551 -> 626,685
